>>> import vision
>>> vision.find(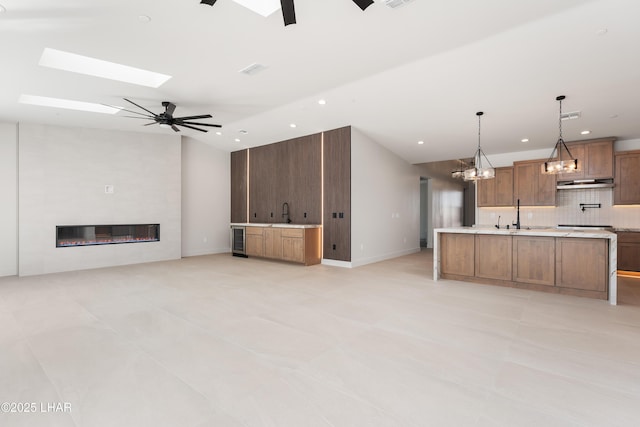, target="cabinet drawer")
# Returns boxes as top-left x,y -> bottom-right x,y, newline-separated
245,227 -> 264,236
617,232 -> 640,243
281,228 -> 304,238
